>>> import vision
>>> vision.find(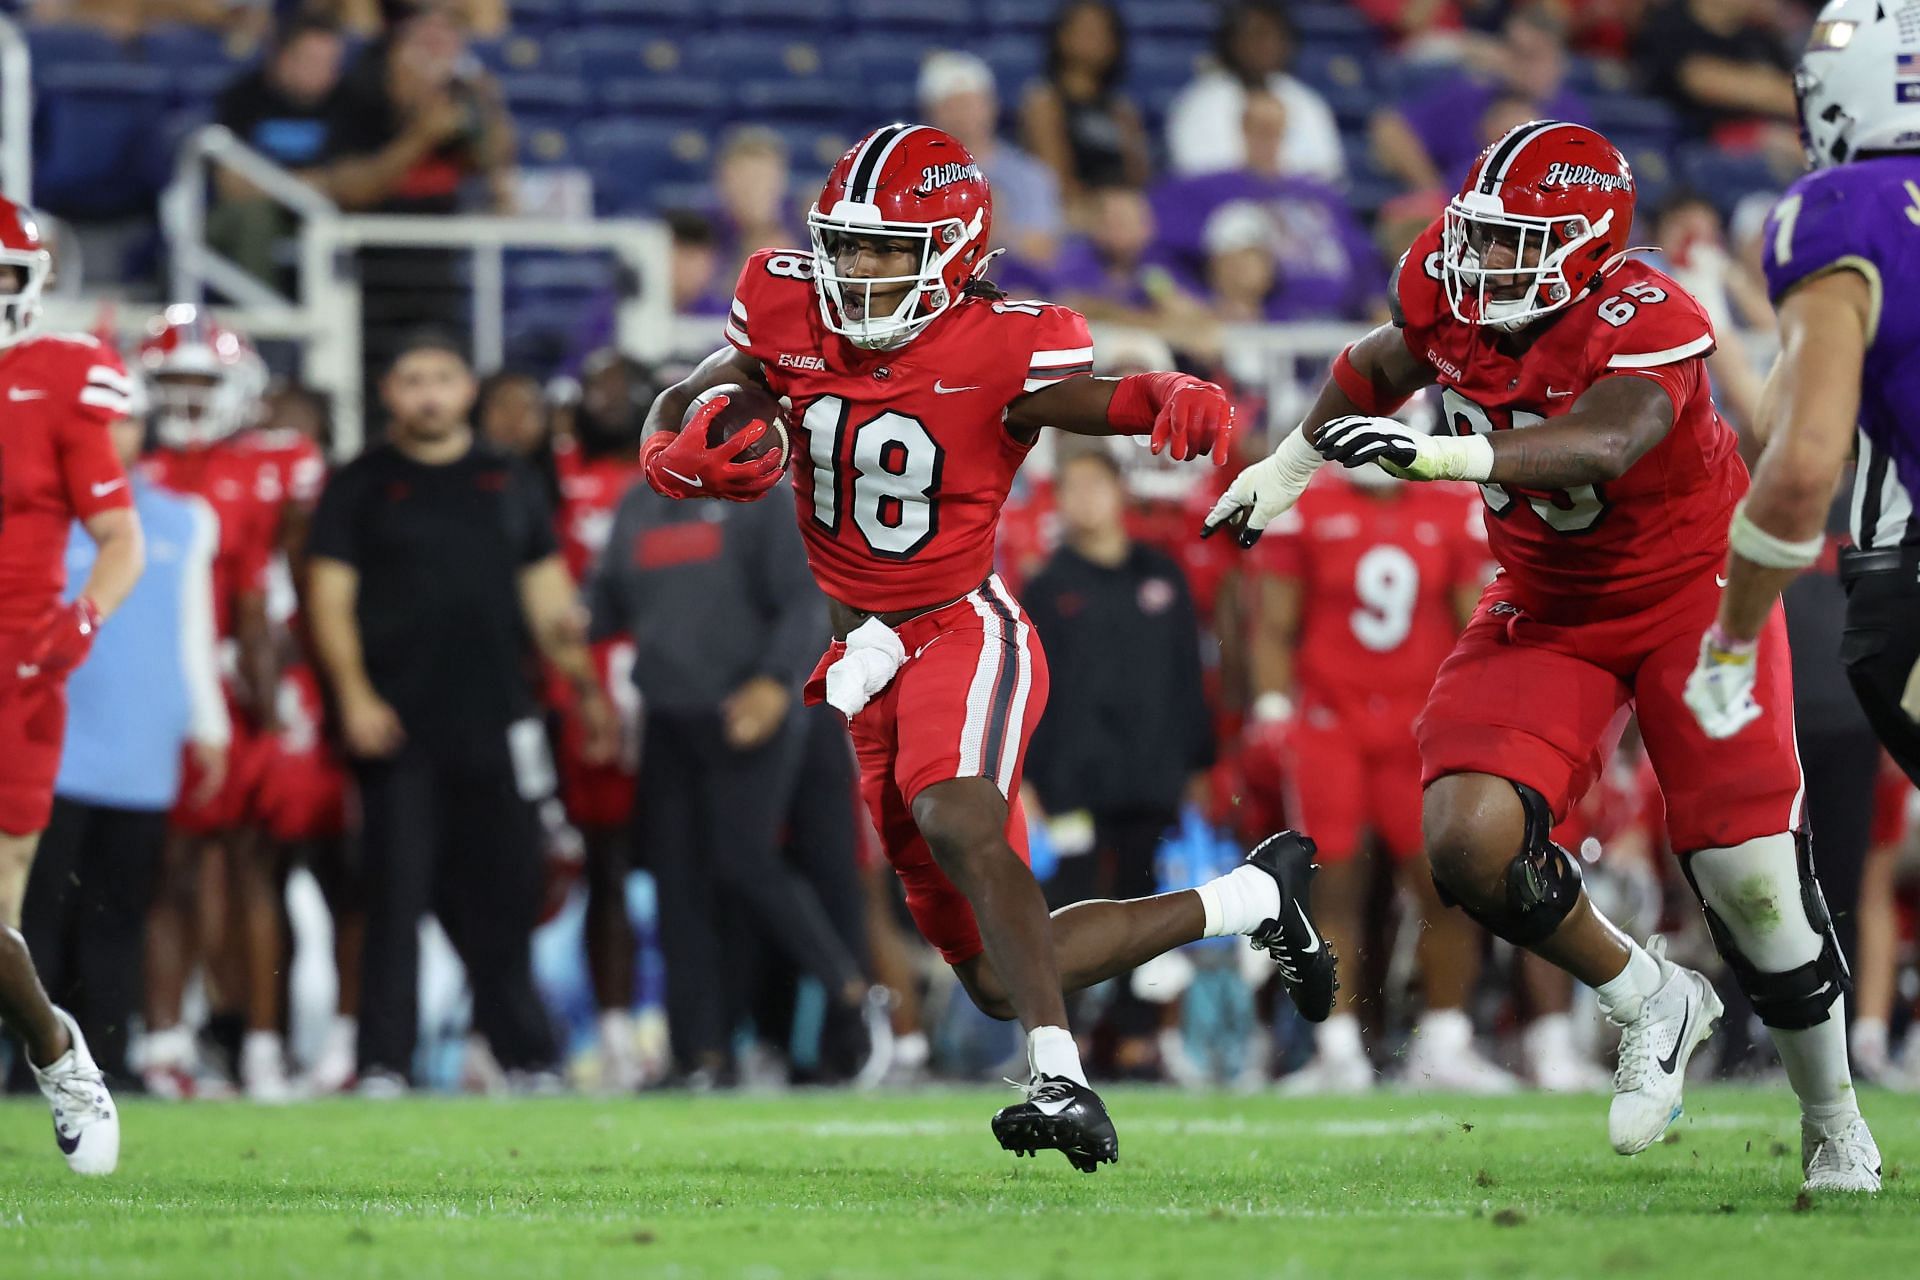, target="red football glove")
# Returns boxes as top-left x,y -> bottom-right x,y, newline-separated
1109,372 -> 1237,466
640,396 -> 785,502
16,597 -> 103,683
